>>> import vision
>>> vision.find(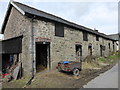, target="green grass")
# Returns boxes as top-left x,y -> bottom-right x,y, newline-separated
2,76 -> 31,88
83,52 -> 119,70
98,53 -> 119,64
98,57 -> 106,62
118,52 -> 120,58
107,55 -> 118,60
